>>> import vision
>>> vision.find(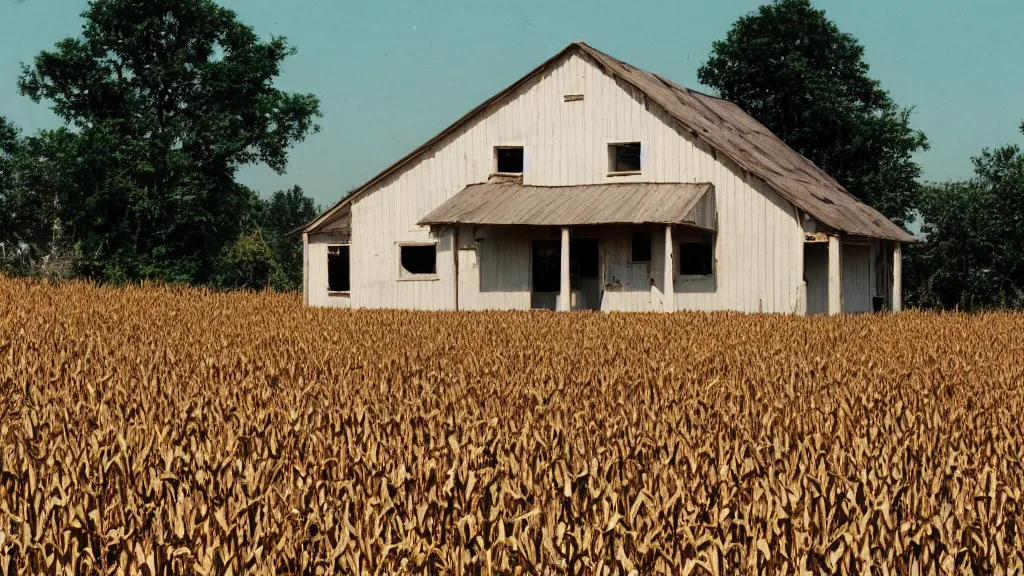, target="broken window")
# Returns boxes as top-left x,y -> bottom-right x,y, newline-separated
631,230 -> 651,263
496,147 -> 524,174
327,245 -> 350,292
400,244 -> 437,276
609,142 -> 641,173
679,230 -> 715,276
